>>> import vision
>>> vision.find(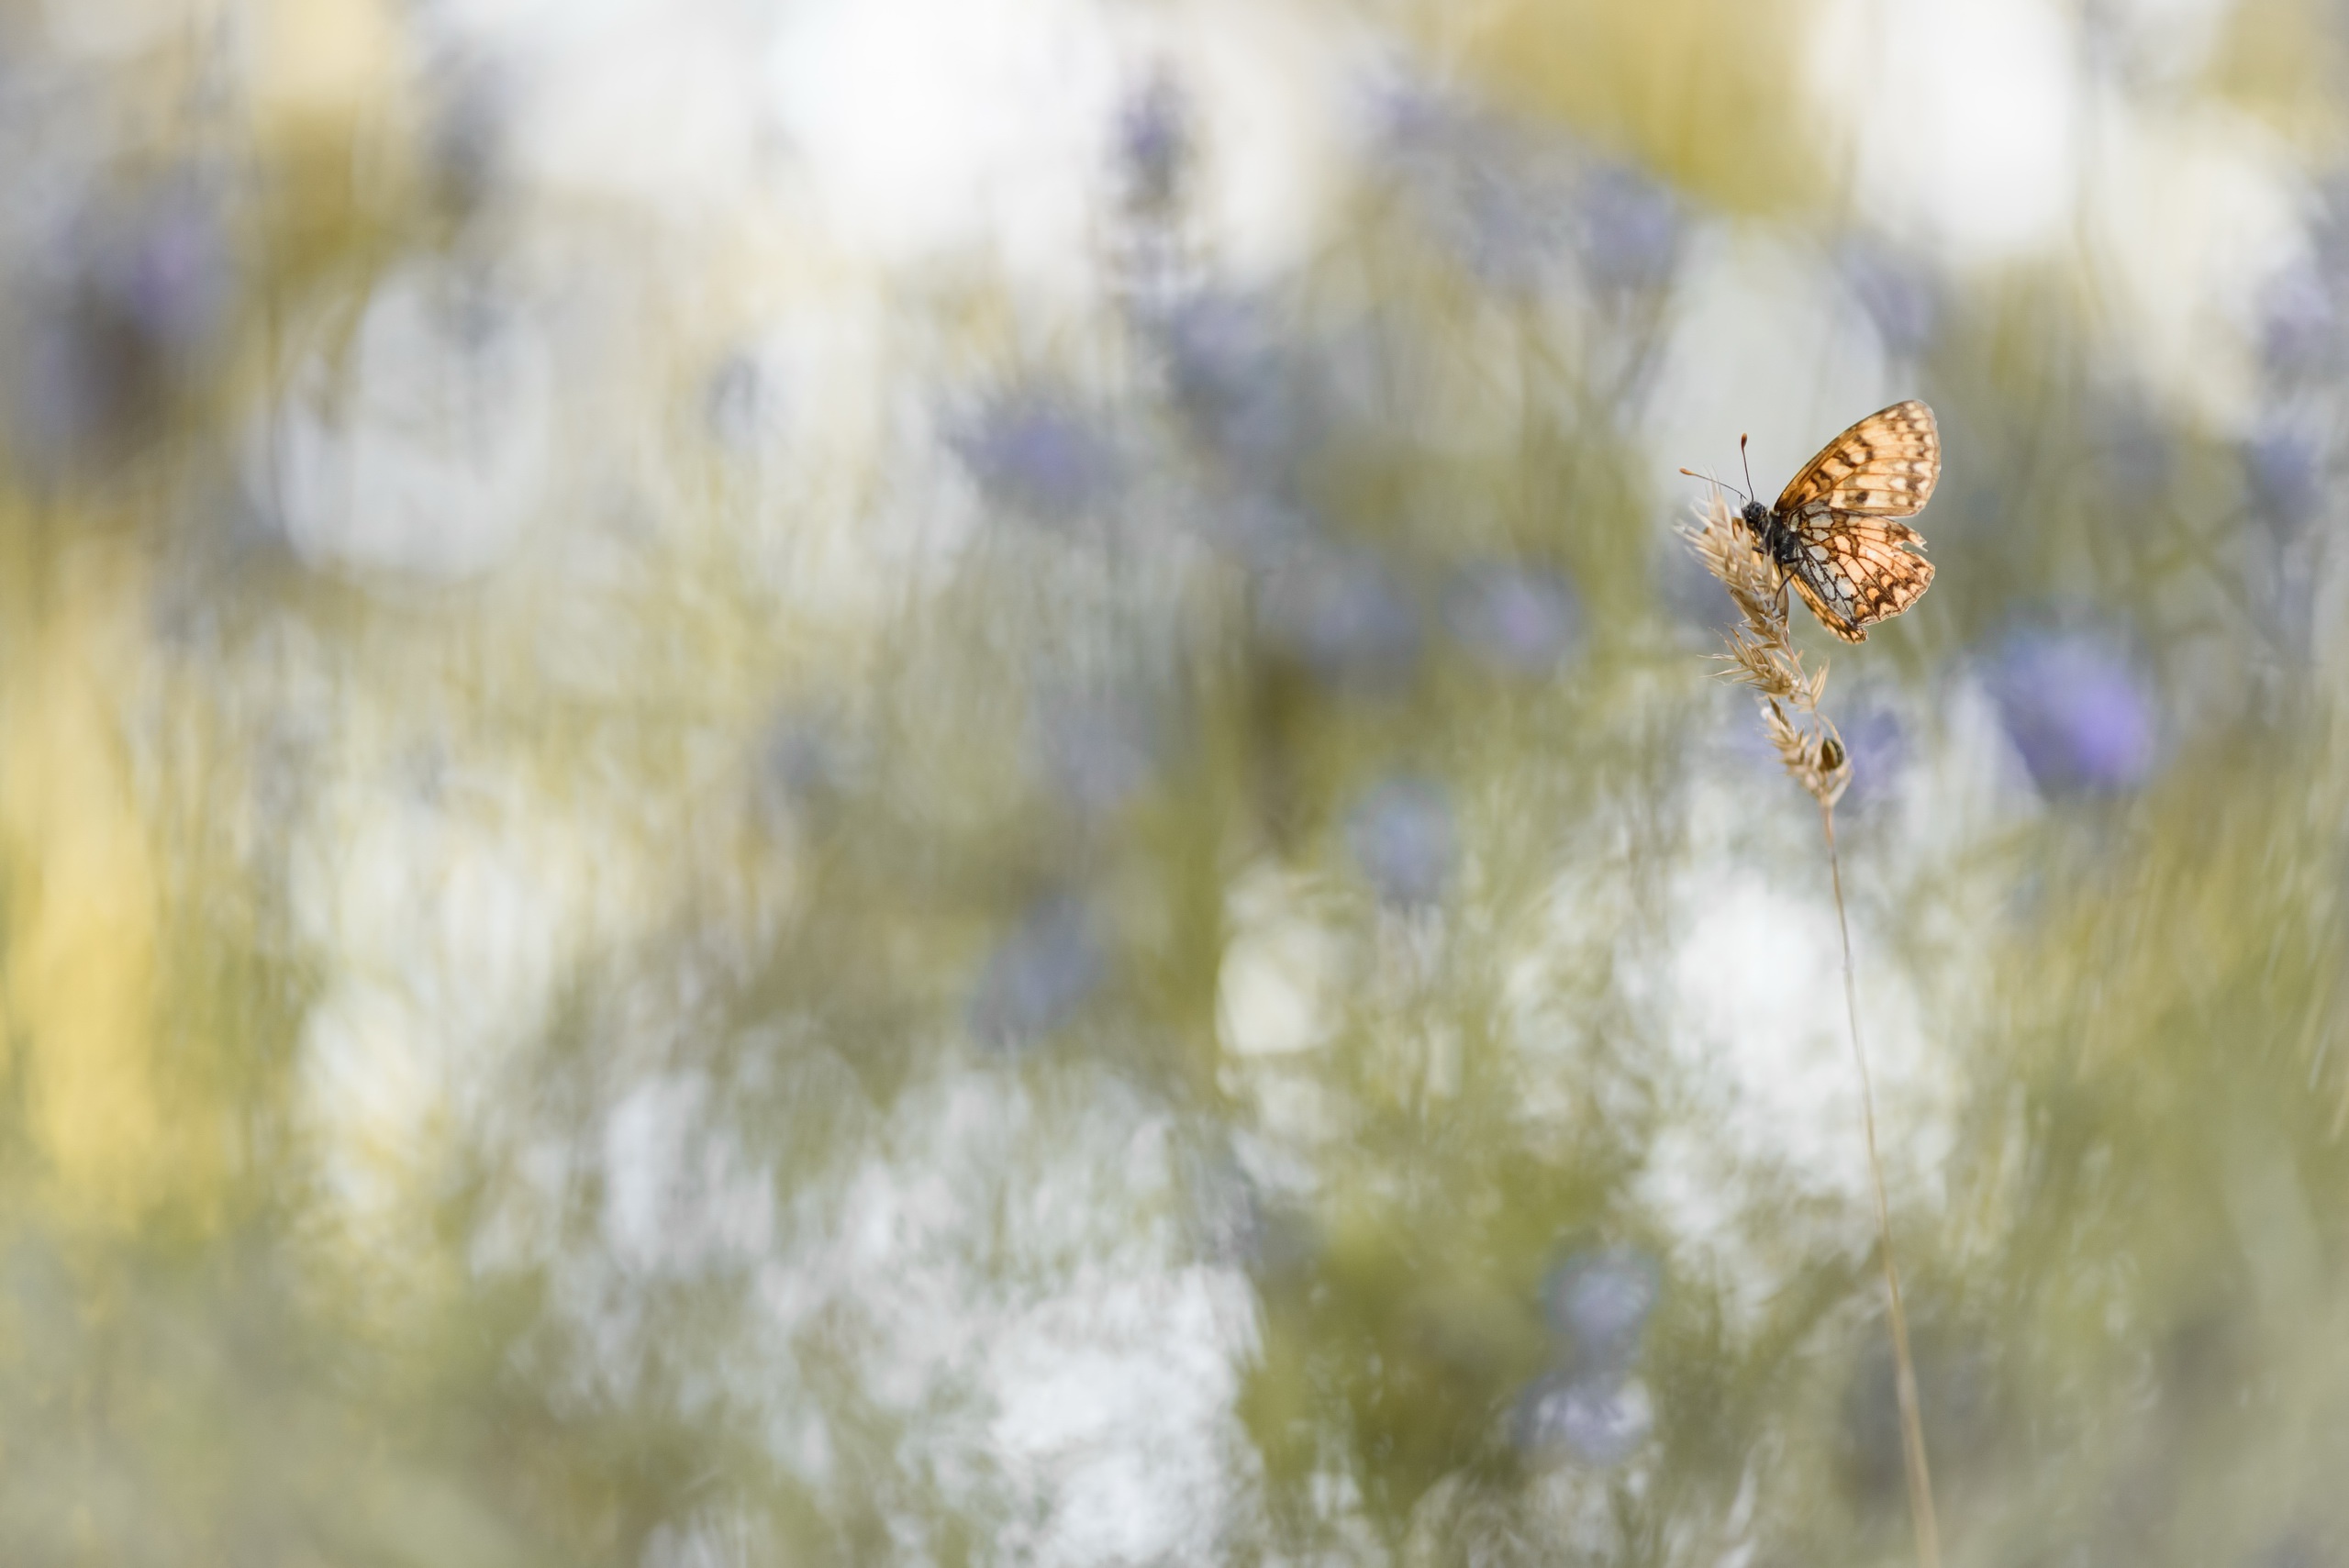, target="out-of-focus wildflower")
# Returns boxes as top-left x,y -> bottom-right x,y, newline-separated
1542,1246 -> 1661,1371
427,58 -> 509,217
10,180 -> 233,471
2257,261 -> 2336,380
1260,546 -> 1423,691
1831,703 -> 1909,811
1576,163 -> 1678,294
1522,1240 -> 1664,1466
1443,562 -> 1582,675
704,350 -> 778,455
1841,1335 -> 1993,1504
1376,85 -> 1574,294
1036,691 -> 1155,817
1156,291 -> 1308,480
1346,773 -> 1455,906
763,710 -> 861,806
949,391 -> 1121,524
2243,427 -> 2324,535
969,895 -> 1103,1050
1515,1368 -> 1654,1467
1118,67 -> 1192,215
1197,490 -> 1311,566
2090,401 -> 2173,508
1839,239 -> 1940,360
1455,159 -> 1574,294
1983,628 -> 2158,795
